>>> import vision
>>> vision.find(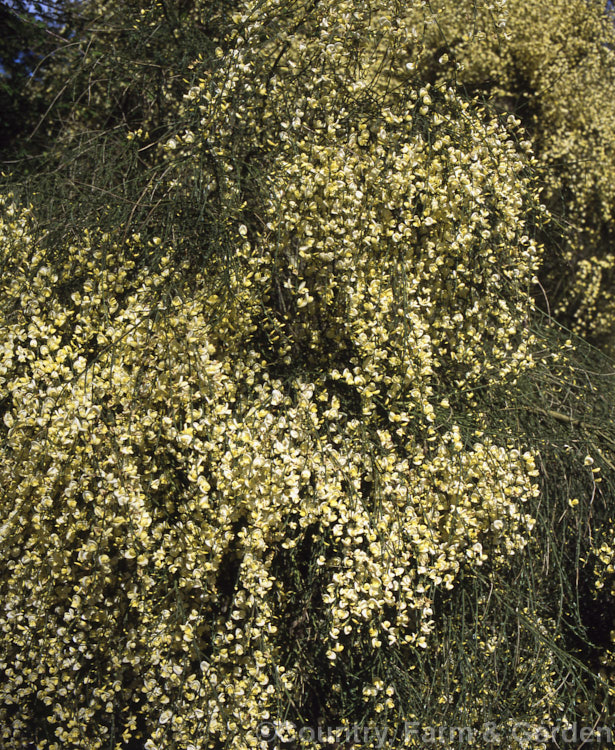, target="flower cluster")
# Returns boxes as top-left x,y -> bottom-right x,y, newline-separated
0,199 -> 539,748
387,0 -> 615,348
